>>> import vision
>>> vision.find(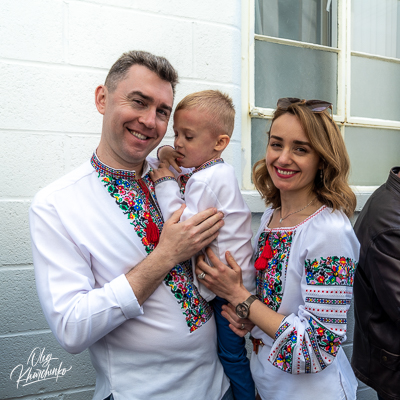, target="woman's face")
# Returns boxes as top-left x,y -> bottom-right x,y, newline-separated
266,112 -> 322,197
